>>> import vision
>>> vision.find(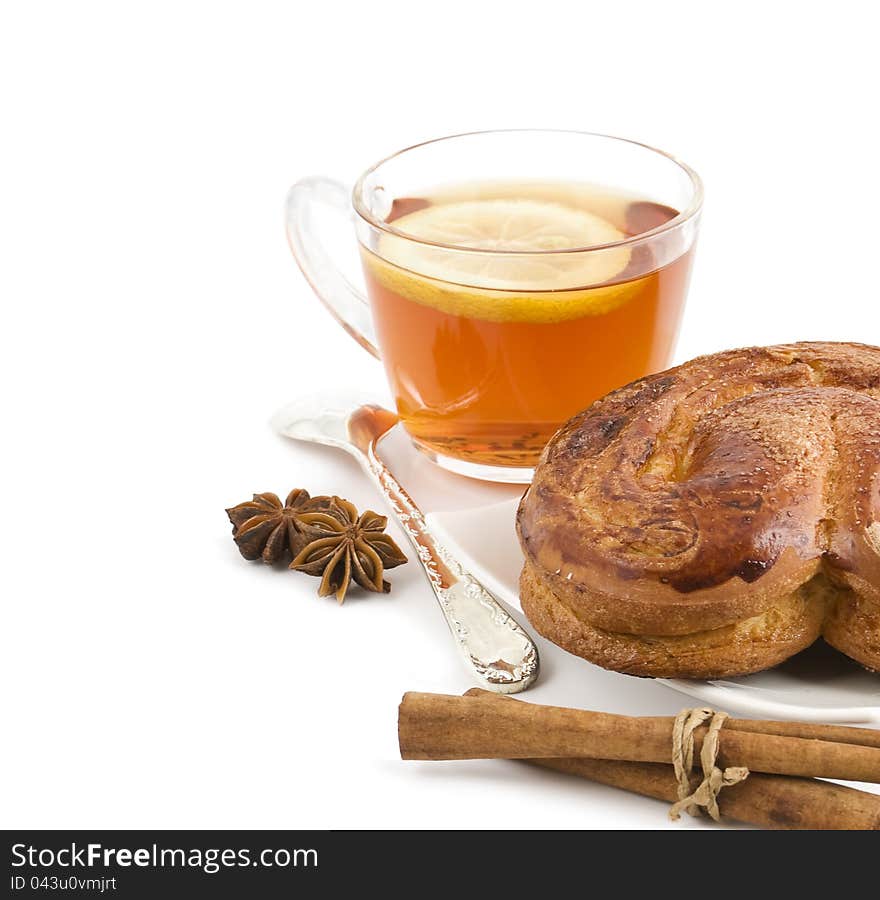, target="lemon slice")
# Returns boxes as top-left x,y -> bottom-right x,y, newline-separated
367,198 -> 638,323
382,199 -> 629,290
